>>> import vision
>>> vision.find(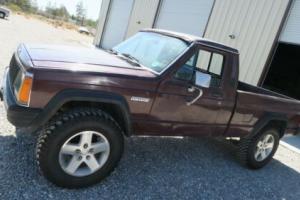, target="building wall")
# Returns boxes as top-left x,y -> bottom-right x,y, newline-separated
204,0 -> 290,85
93,0 -> 110,46
94,0 -> 295,86
126,0 -> 160,38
